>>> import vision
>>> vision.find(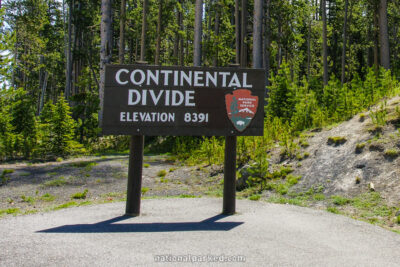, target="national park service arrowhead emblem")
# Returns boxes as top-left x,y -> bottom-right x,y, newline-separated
225,89 -> 259,132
